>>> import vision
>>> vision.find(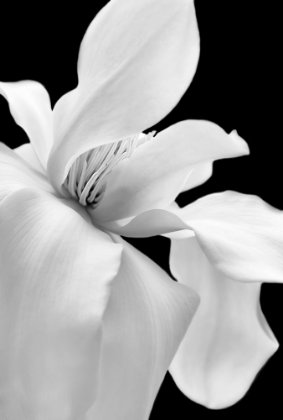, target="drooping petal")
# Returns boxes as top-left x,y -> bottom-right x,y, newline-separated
14,143 -> 46,175
0,143 -> 55,202
48,0 -> 200,194
0,81 -> 53,169
0,188 -> 122,420
169,236 -> 278,409
91,121 -> 248,222
84,236 -> 199,420
177,191 -> 283,283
